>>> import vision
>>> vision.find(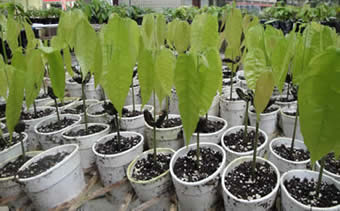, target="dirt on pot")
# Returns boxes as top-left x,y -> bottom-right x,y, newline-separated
284,177 -> 340,207
223,129 -> 265,152
95,135 -> 141,155
132,153 -> 171,181
17,152 -> 70,178
20,109 -> 54,120
0,155 -> 33,178
273,144 -> 310,162
173,148 -> 223,182
0,134 -> 25,151
225,161 -> 277,200
322,152 -> 340,175
37,118 -> 77,133
64,125 -> 107,137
